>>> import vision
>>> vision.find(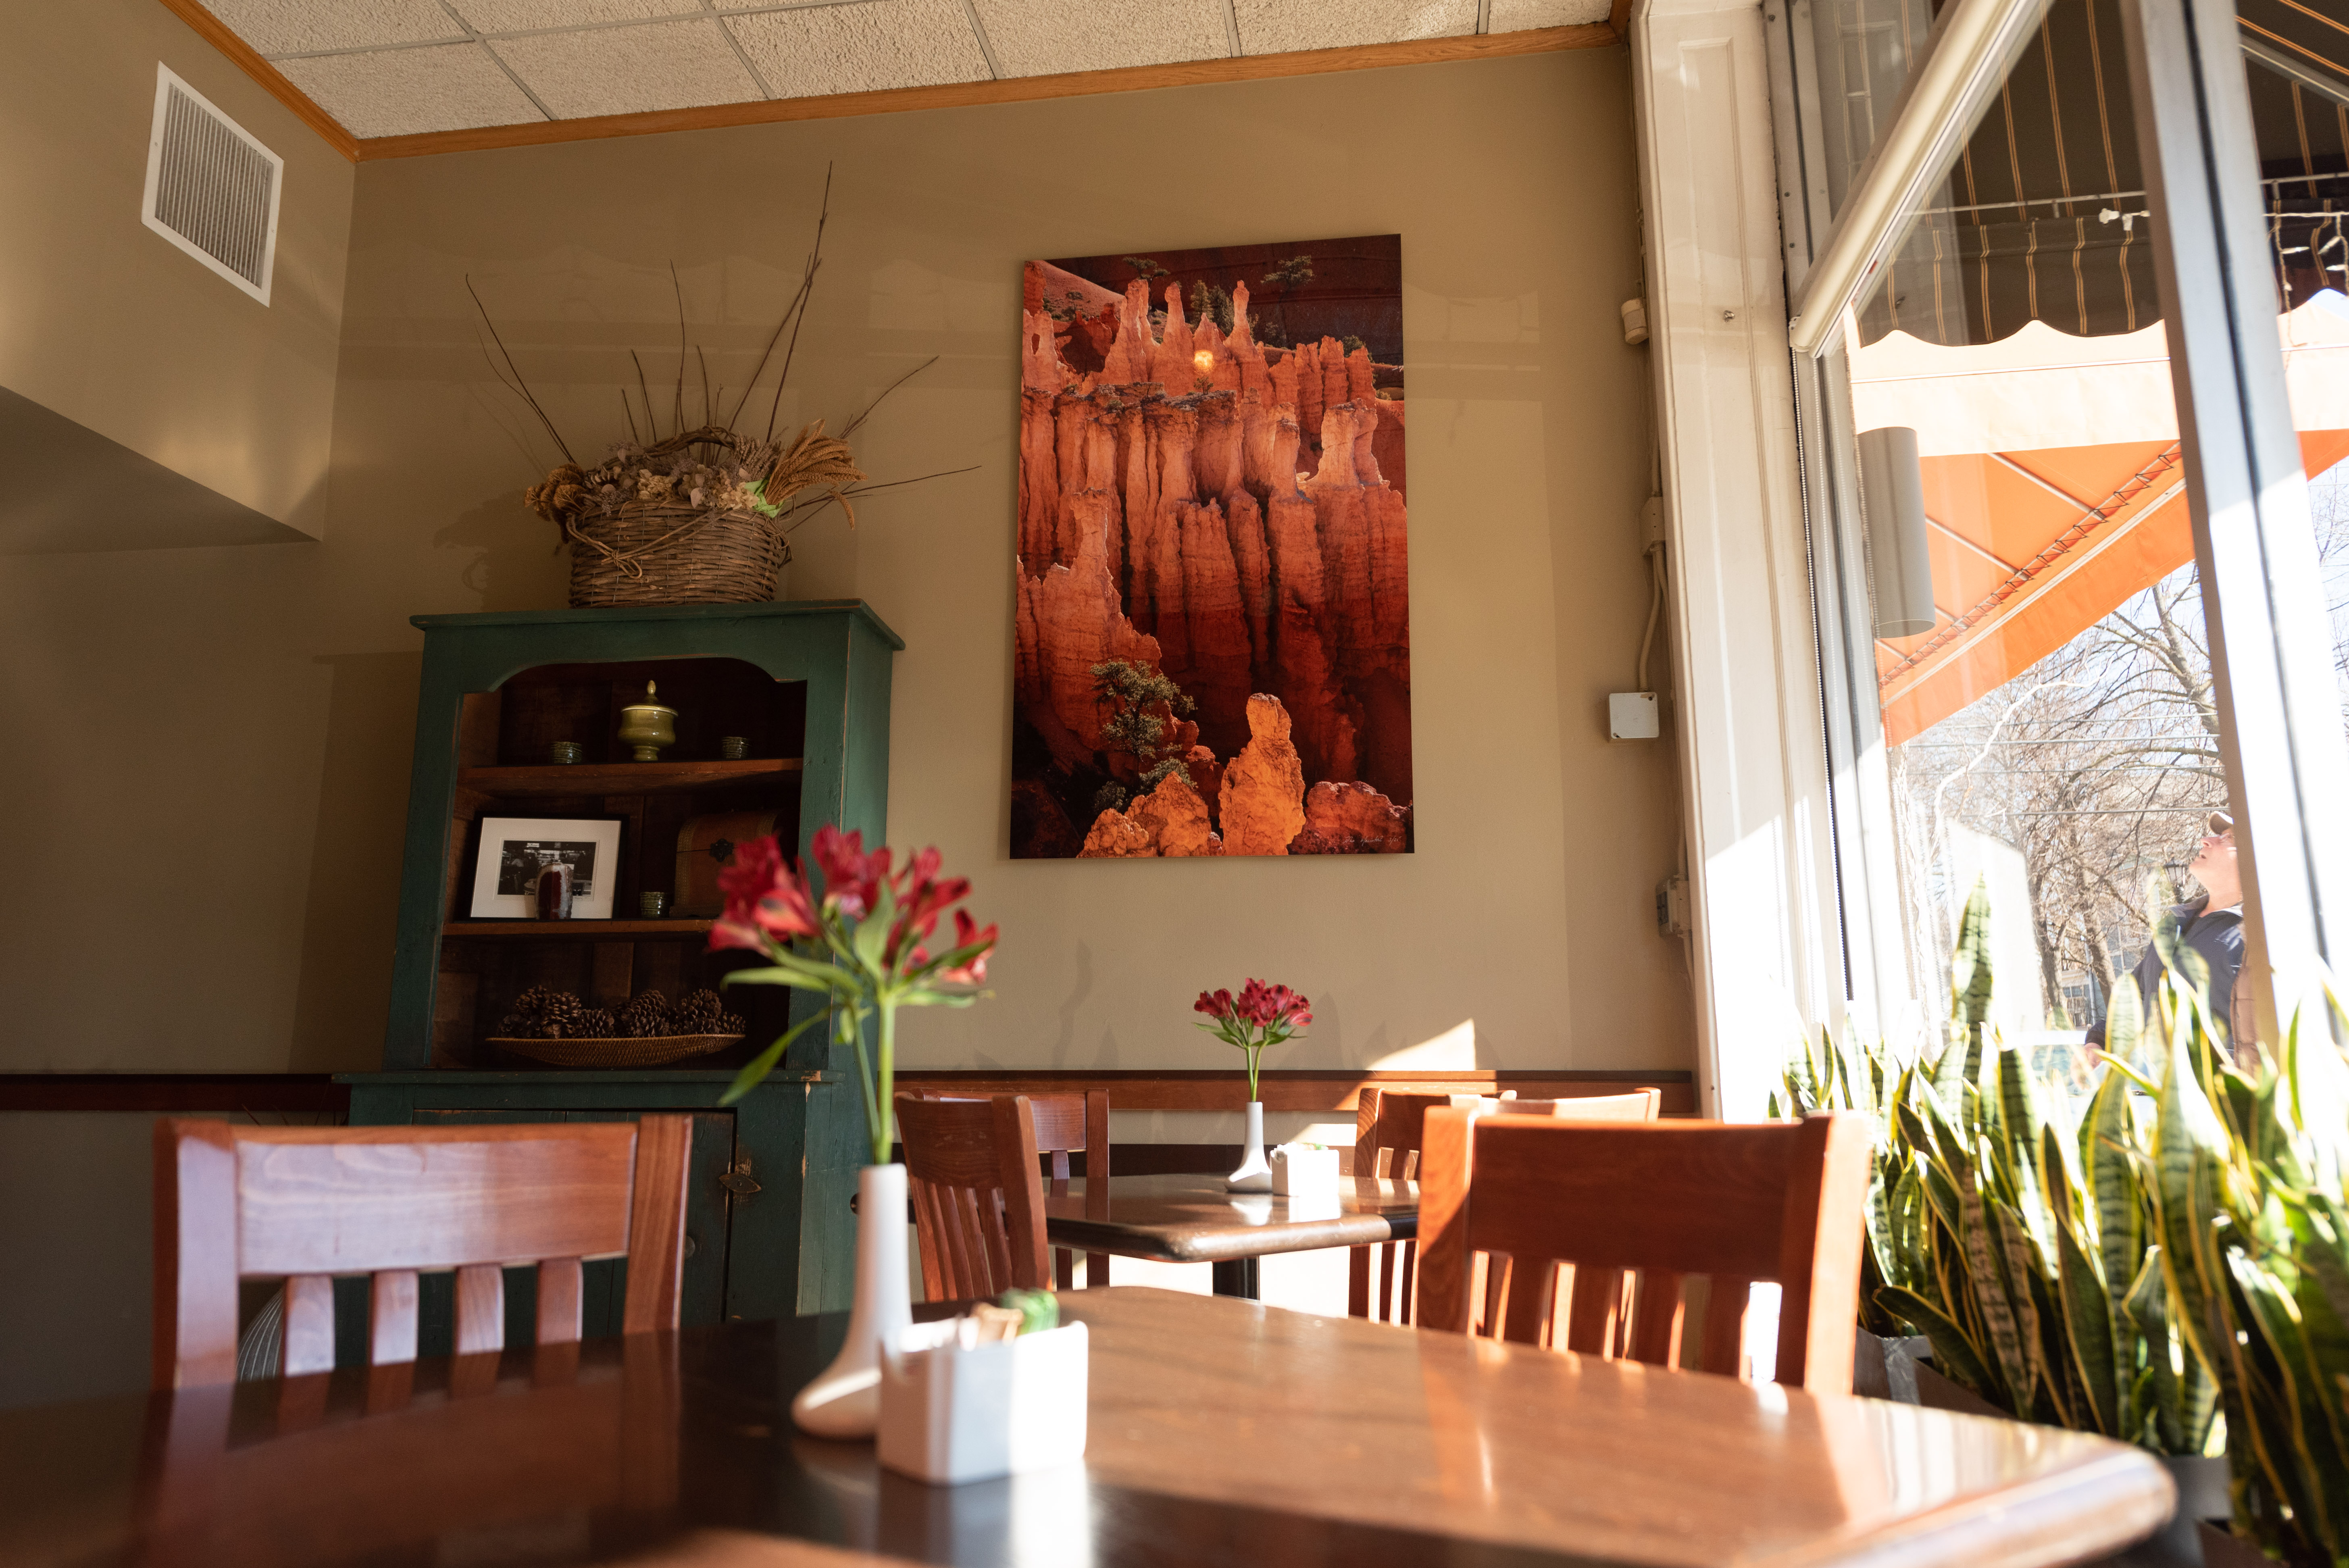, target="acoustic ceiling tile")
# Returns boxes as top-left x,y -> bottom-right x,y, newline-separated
1230,0 -> 1476,54
207,0 -> 466,56
725,0 -> 991,98
449,0 -> 699,30
276,43 -> 545,137
494,19 -> 762,118
971,0 -> 1231,77
1488,0 -> 1612,26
